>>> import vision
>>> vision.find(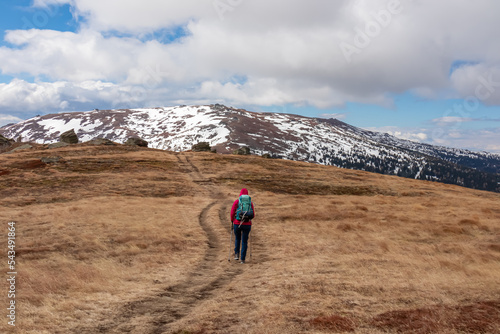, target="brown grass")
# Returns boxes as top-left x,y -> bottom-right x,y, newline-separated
1,145 -> 500,333
0,196 -> 208,332
372,301 -> 500,333
309,314 -> 356,332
